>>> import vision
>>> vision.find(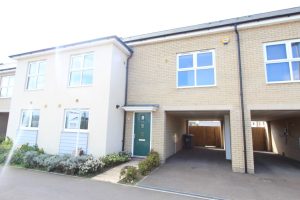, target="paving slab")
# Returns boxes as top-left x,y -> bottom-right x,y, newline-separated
92,158 -> 142,183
